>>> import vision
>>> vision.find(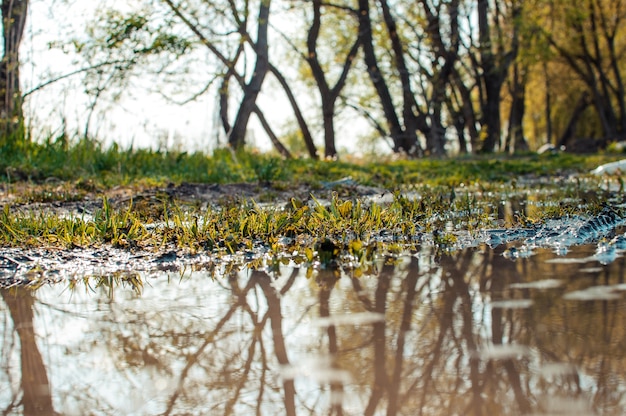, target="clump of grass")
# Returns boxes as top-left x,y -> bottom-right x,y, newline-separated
0,198 -> 148,249
0,186 -> 614,268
